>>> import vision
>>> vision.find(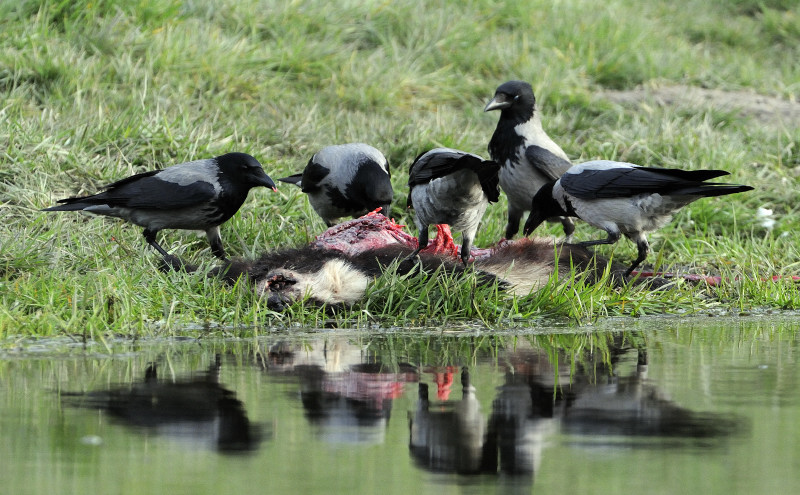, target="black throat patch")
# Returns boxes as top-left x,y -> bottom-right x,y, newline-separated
488,119 -> 525,168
